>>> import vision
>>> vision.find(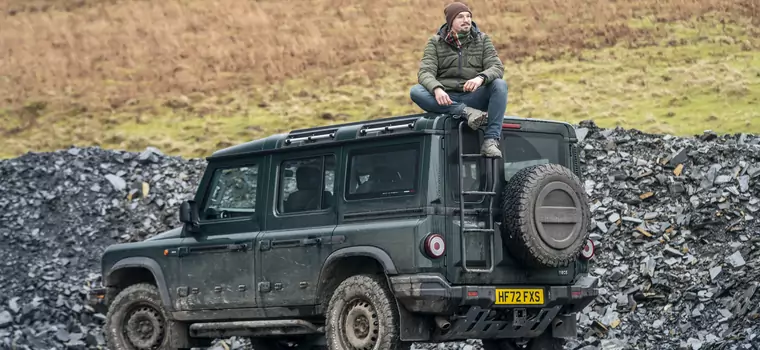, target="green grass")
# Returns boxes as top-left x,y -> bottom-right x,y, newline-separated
1,14 -> 758,159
